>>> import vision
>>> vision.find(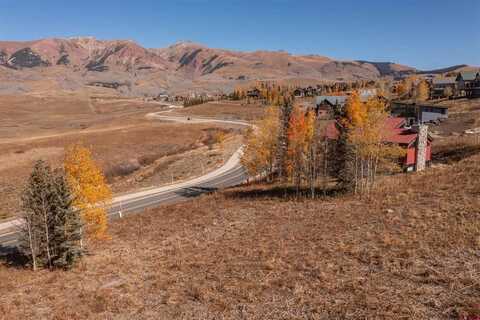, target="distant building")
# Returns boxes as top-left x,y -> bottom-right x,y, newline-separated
391,102 -> 448,124
293,88 -> 304,98
456,71 -> 480,98
431,78 -> 456,99
315,95 -> 347,117
246,88 -> 261,98
325,117 -> 433,172
293,86 -> 318,98
358,88 -> 378,101
315,91 -> 382,117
